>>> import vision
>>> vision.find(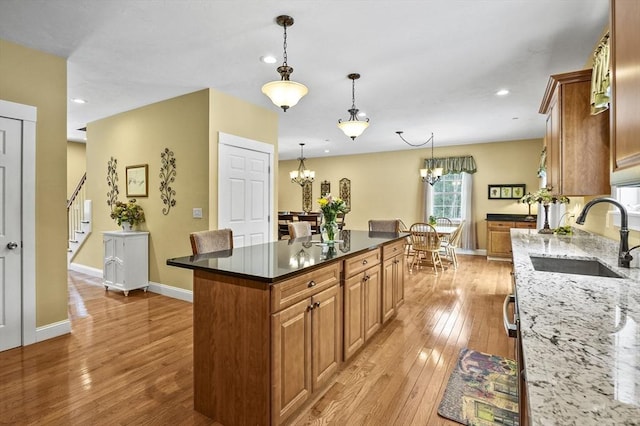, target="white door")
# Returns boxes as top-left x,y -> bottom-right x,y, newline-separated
0,117 -> 23,352
218,135 -> 272,248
